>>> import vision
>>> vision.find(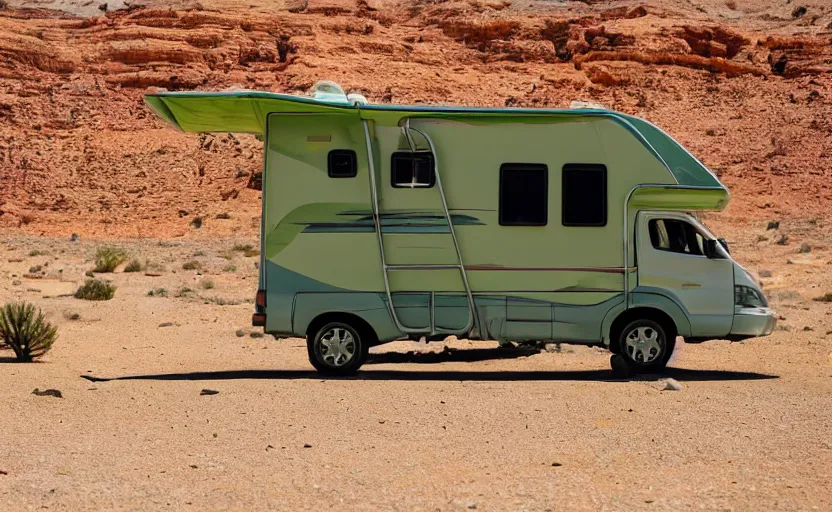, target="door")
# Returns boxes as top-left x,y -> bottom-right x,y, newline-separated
636,212 -> 734,337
